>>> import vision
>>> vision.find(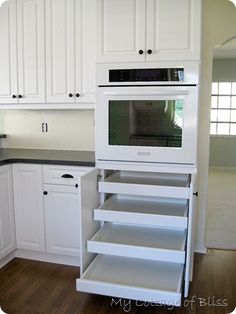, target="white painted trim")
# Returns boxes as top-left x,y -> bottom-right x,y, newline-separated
209,166 -> 236,171
0,252 -> 15,269
0,103 -> 95,110
96,160 -> 197,174
15,249 -> 80,267
194,246 -> 207,254
0,249 -> 81,268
